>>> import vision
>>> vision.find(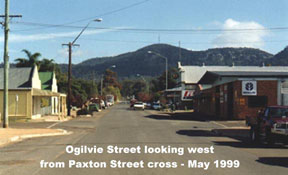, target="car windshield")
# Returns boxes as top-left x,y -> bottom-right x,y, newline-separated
269,107 -> 288,117
135,102 -> 143,105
